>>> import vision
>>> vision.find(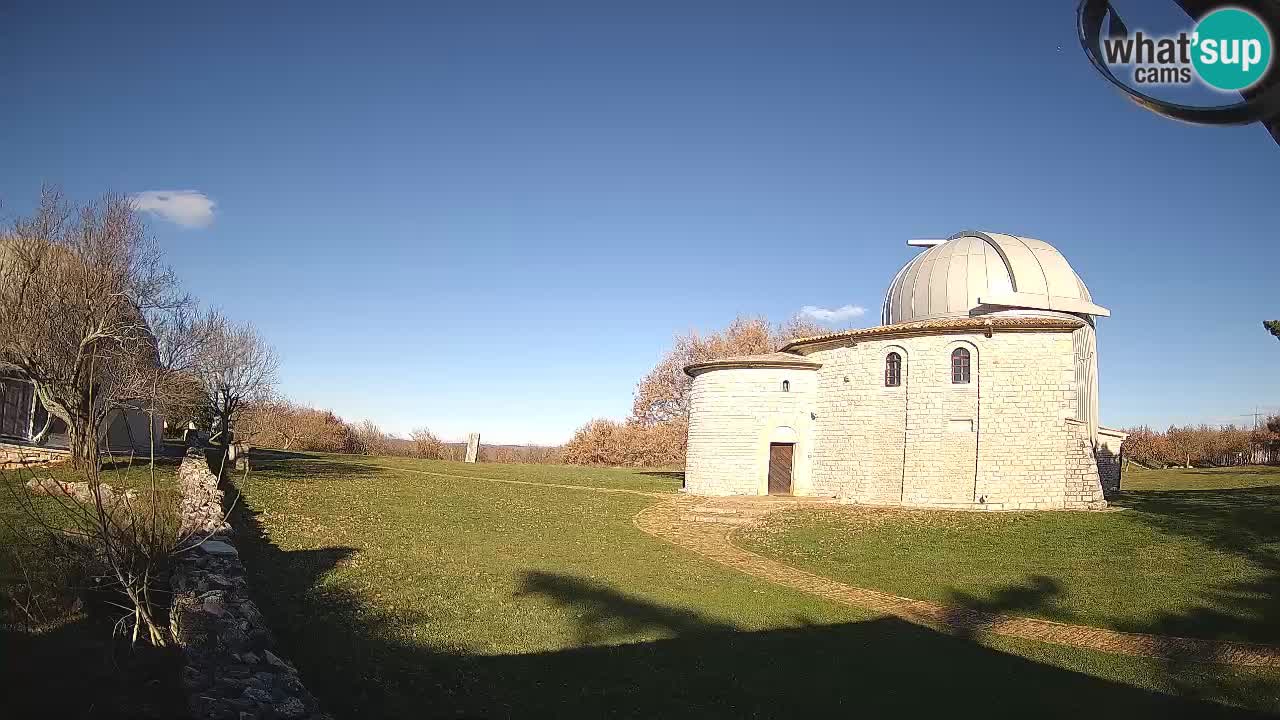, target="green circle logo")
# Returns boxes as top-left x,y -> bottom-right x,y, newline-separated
1192,8 -> 1273,91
